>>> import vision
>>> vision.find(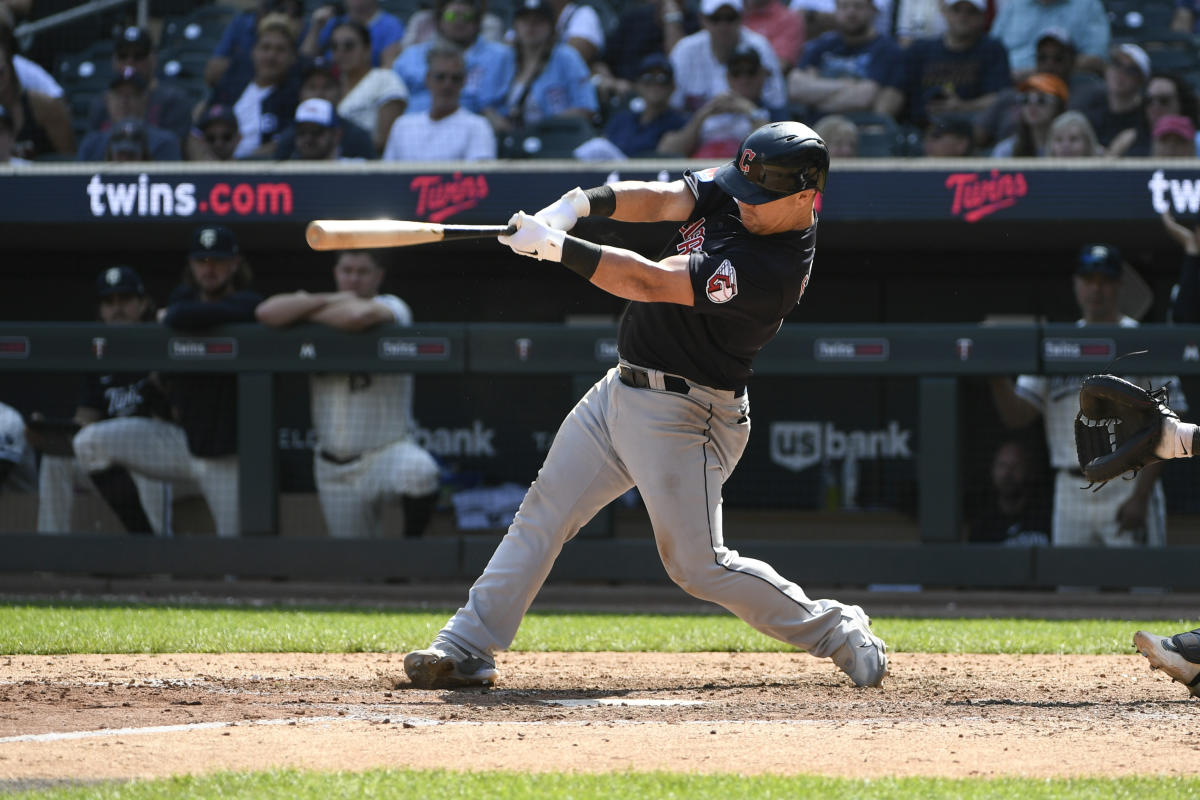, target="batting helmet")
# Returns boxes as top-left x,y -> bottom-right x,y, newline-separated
715,121 -> 829,204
